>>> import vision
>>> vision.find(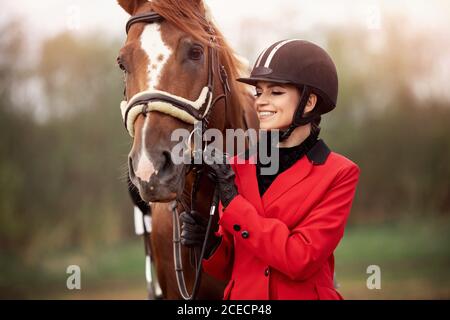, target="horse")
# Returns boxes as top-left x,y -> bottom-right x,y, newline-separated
117,0 -> 258,299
